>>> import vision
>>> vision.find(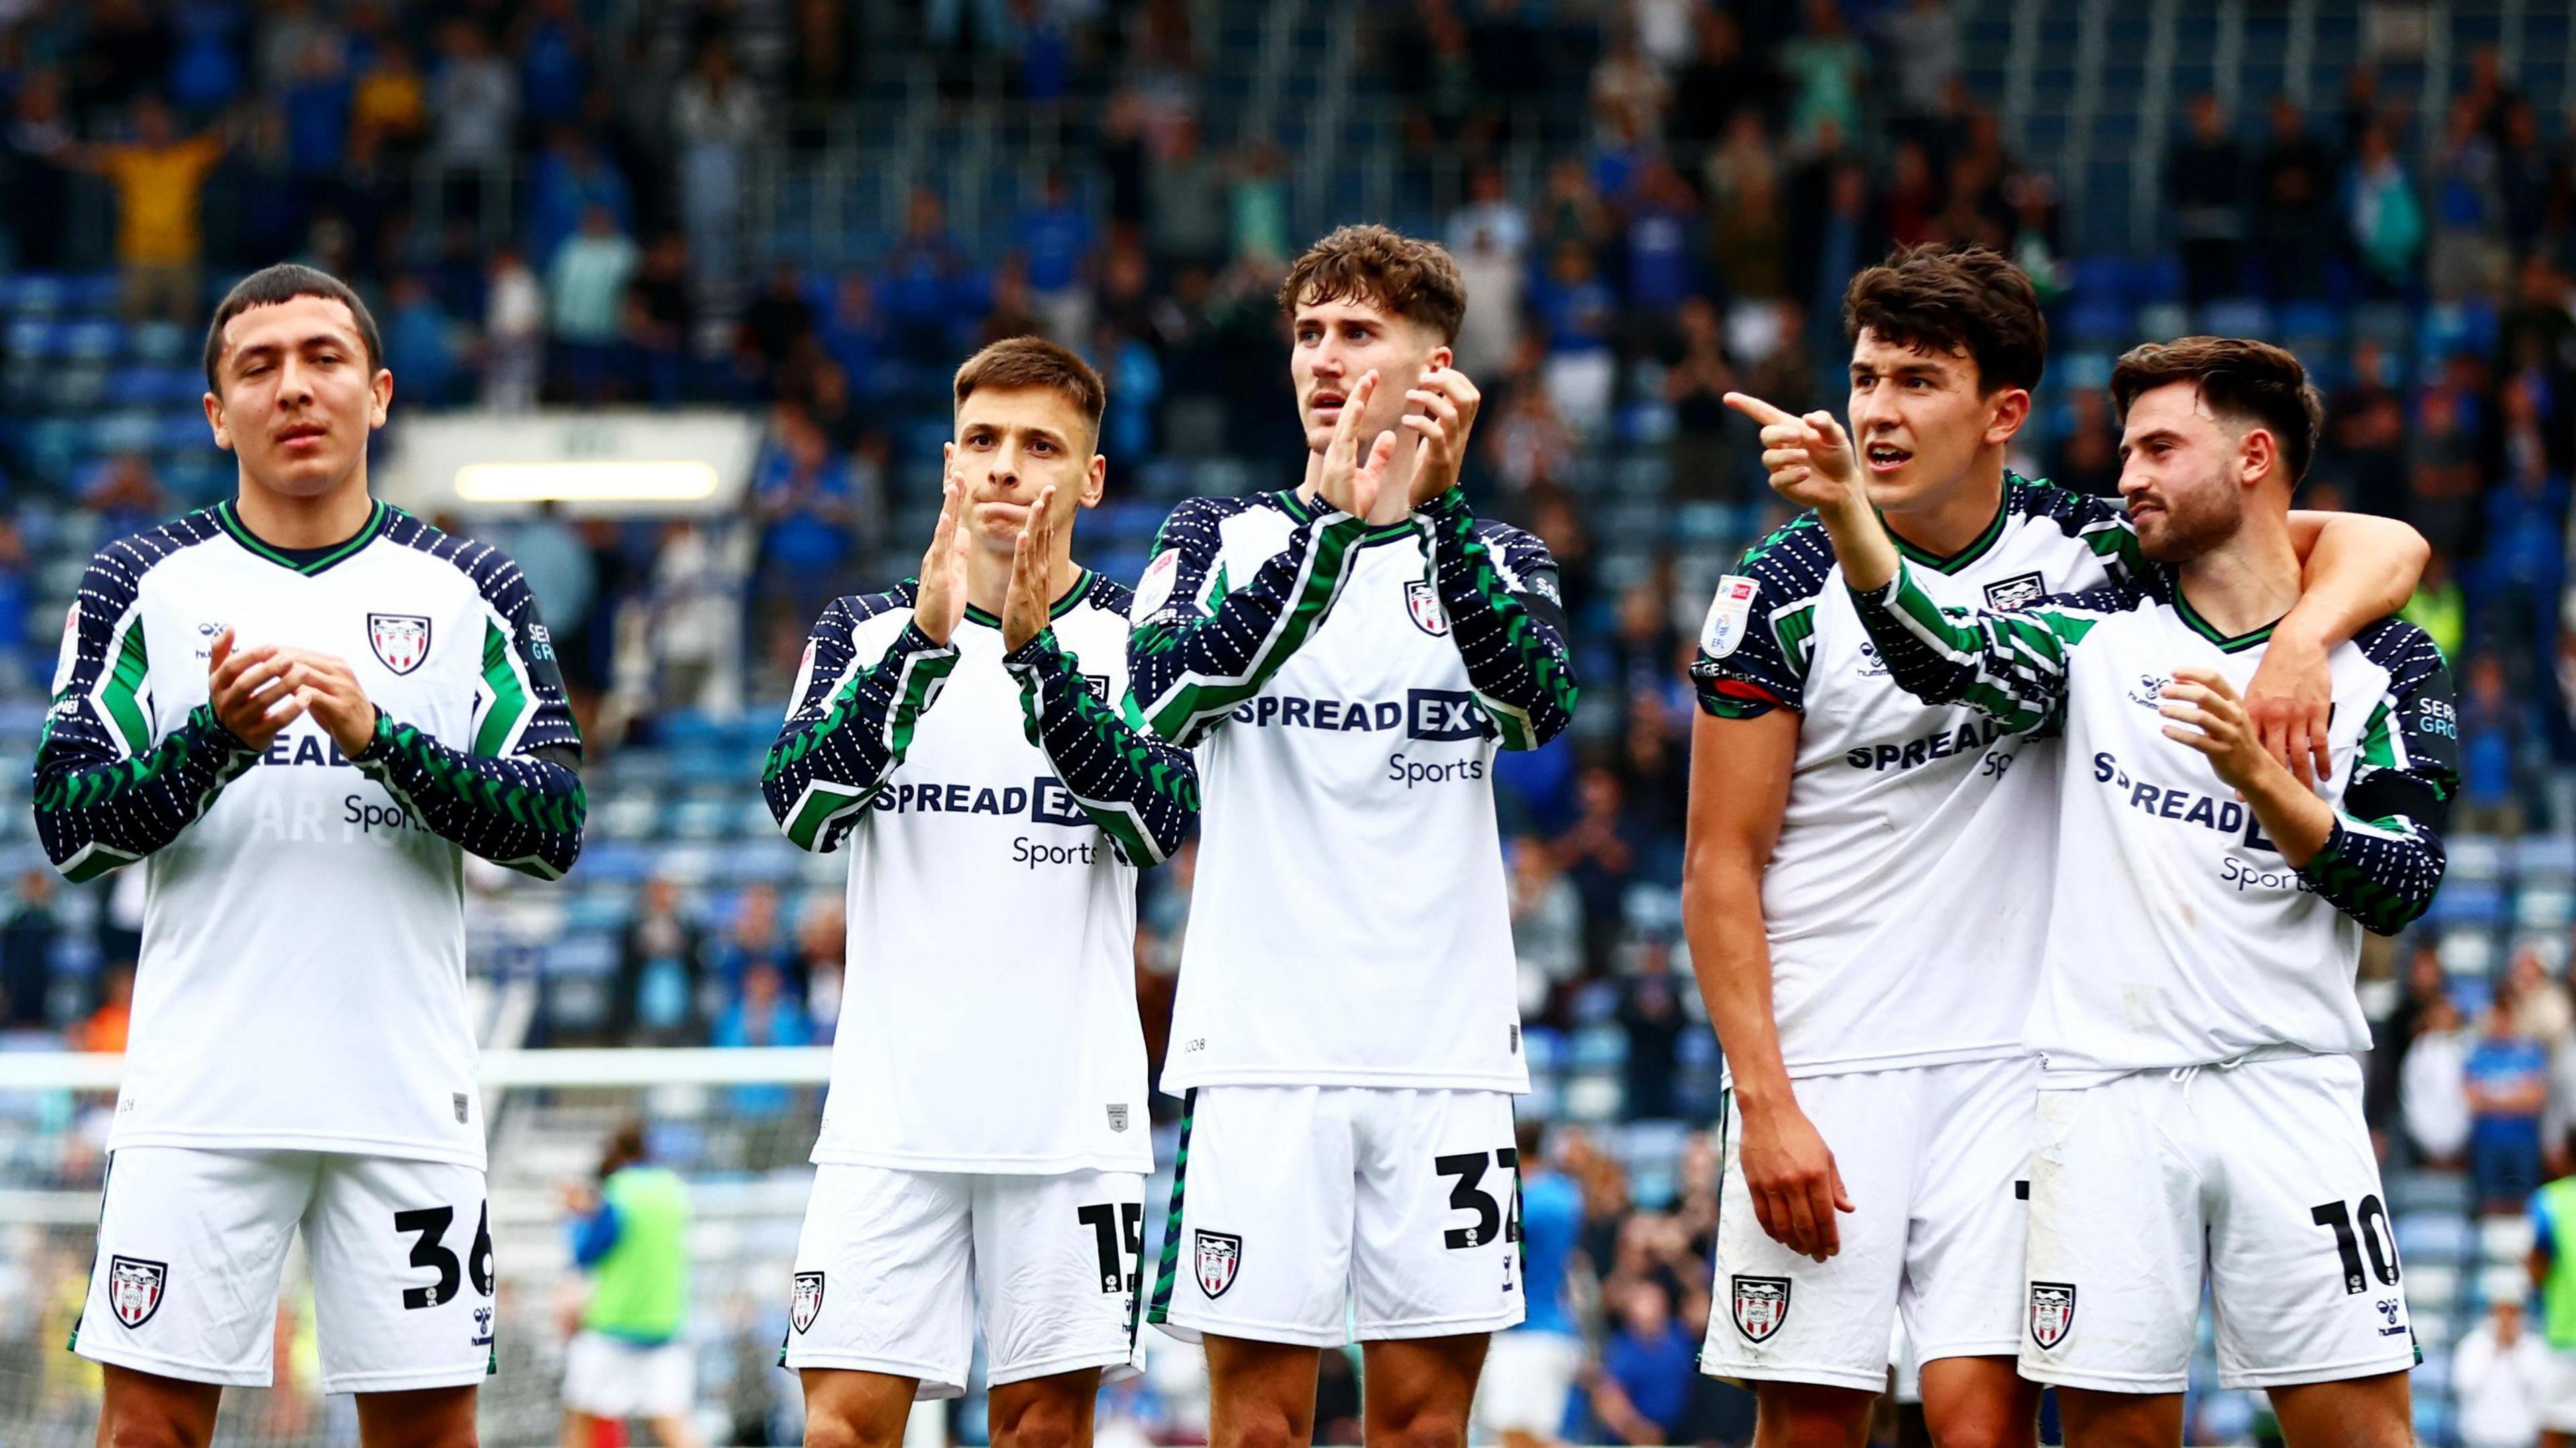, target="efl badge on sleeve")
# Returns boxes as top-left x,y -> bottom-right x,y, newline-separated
790,1271 -> 826,1334
1133,548 -> 1183,618
1404,579 -> 1451,636
1729,1274 -> 1790,1343
1701,575 -> 1760,659
108,1255 -> 167,1329
1193,1230 -> 1242,1299
2029,1281 -> 2076,1350
368,613 -> 433,675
